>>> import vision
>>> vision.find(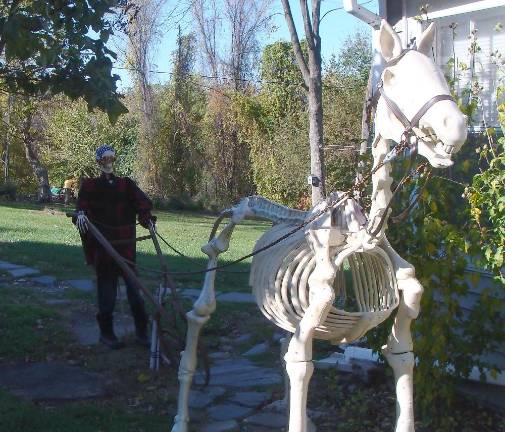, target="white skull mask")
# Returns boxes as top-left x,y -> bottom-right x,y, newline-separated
98,151 -> 115,174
